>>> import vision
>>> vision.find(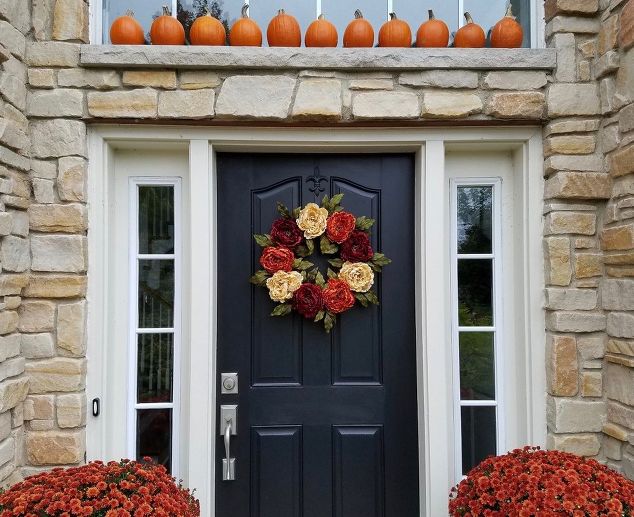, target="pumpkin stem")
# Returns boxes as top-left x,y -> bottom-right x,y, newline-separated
354,9 -> 363,19
240,3 -> 249,18
464,12 -> 474,24
162,5 -> 170,16
125,9 -> 135,17
428,9 -> 435,20
505,2 -> 514,17
389,12 -> 397,20
278,8 -> 285,15
318,13 -> 325,20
